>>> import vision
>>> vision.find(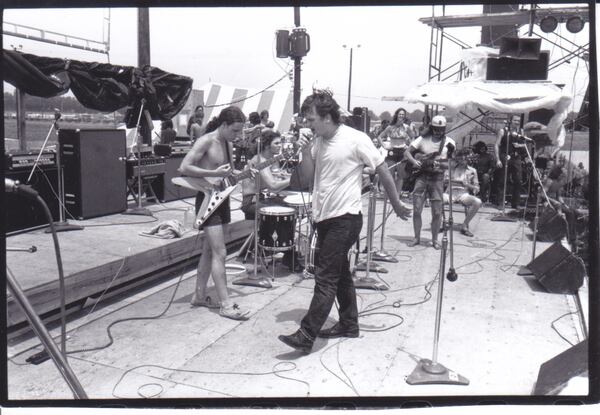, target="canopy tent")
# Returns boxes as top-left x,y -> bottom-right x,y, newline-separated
3,49 -> 193,123
199,81 -> 295,132
394,46 -> 572,148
